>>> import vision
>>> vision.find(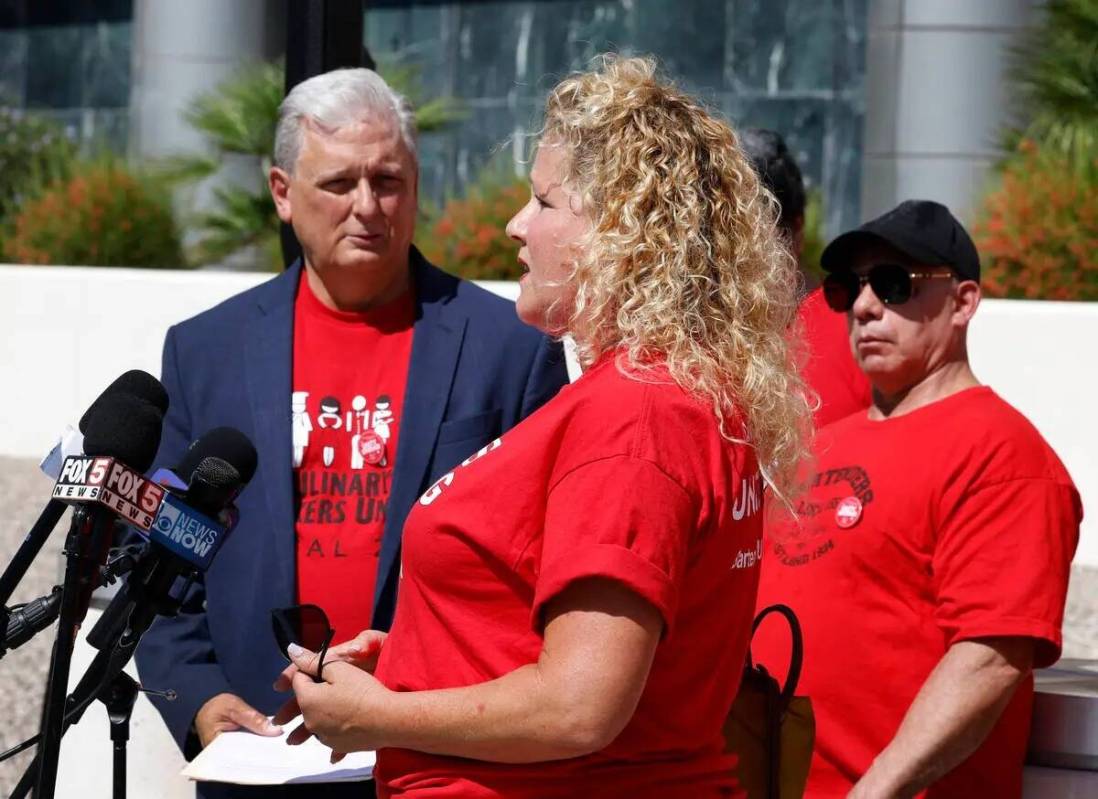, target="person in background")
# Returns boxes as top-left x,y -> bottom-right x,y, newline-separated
741,128 -> 871,426
274,55 -> 812,798
753,200 -> 1081,798
136,67 -> 568,799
